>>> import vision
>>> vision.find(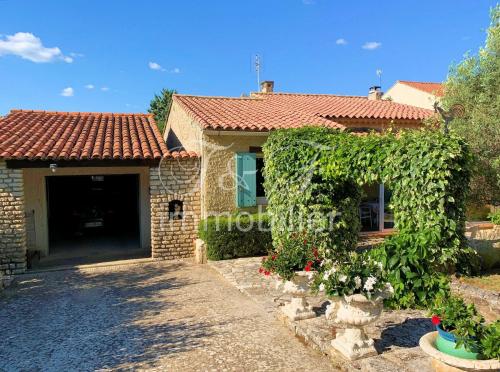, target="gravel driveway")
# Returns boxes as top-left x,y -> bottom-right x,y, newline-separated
0,261 -> 333,371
